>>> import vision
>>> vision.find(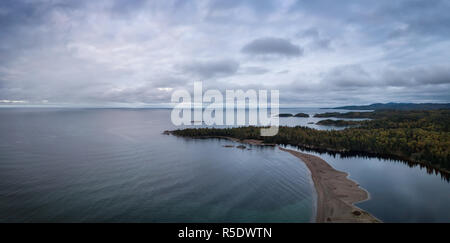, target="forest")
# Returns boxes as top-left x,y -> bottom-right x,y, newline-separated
170,109 -> 450,173
315,119 -> 360,126
277,112 -> 309,117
